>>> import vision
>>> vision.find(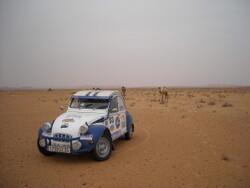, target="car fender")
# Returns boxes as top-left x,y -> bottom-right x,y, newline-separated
38,128 -> 43,137
87,125 -> 115,150
126,112 -> 134,132
38,121 -> 54,137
